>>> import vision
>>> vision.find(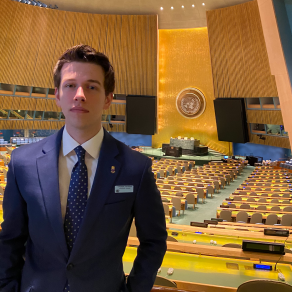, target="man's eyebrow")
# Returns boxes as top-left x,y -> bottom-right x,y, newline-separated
63,79 -> 102,85
87,79 -> 102,85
